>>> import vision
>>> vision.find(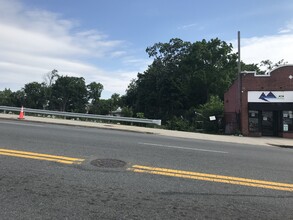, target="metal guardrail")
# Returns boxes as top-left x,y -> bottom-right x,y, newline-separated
0,106 -> 161,126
